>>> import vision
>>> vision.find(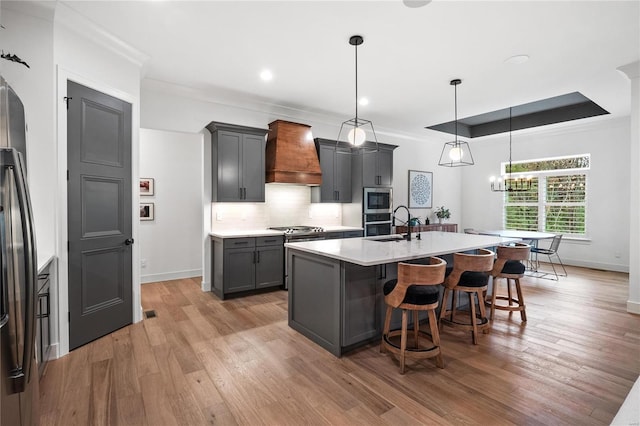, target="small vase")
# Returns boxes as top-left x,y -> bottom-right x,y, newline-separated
438,218 -> 443,224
